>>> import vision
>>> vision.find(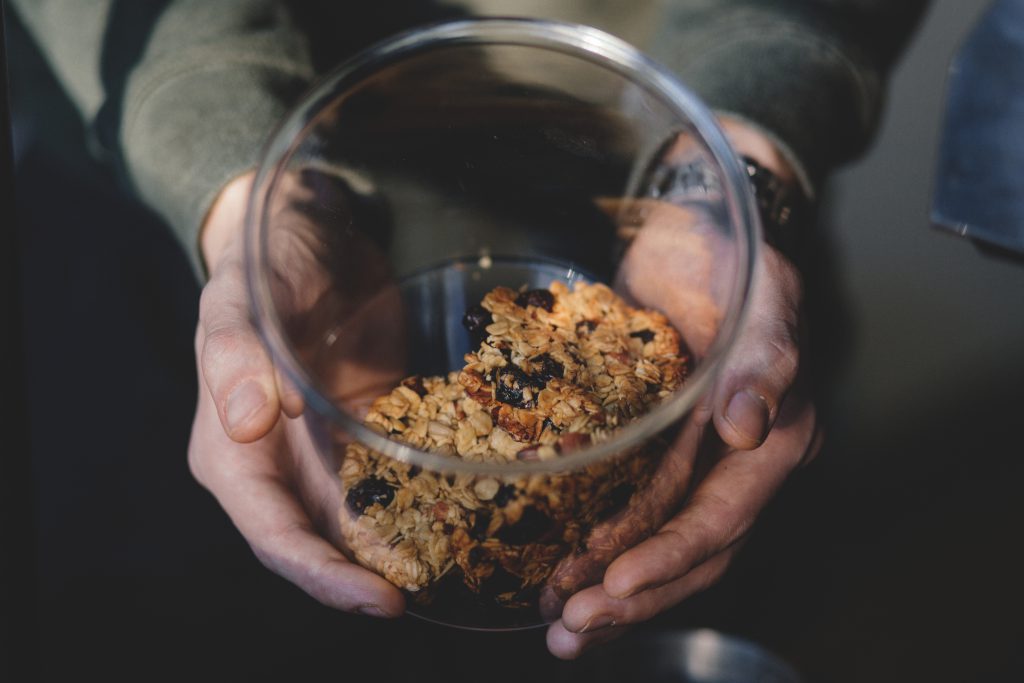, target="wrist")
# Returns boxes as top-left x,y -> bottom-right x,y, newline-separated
643,118 -> 810,253
716,116 -> 797,186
